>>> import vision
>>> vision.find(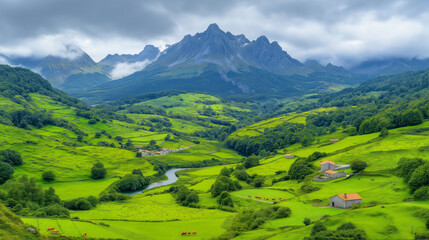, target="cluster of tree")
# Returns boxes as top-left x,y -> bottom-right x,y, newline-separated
225,123 -> 307,156
397,157 -> 429,200
140,117 -> 172,131
305,222 -> 367,240
0,176 -> 69,217
223,205 -> 291,237
150,160 -> 169,177
168,185 -> 199,207
115,170 -> 151,193
211,175 -> 242,197
230,165 -> 265,187
63,196 -> 98,211
217,191 -> 234,207
144,140 -> 162,151
288,158 -> 316,182
91,162 -> 107,179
